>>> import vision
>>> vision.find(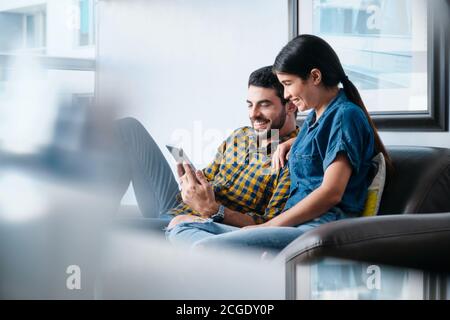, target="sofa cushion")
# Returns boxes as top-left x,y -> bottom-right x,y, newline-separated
378,146 -> 450,215
362,152 -> 386,217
